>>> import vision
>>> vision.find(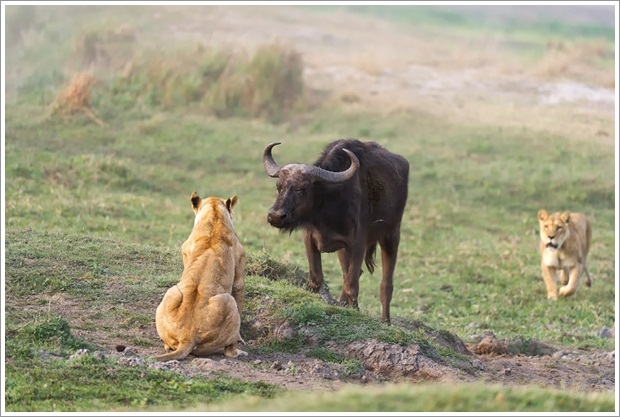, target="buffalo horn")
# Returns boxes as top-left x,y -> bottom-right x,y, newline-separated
306,149 -> 359,184
263,142 -> 282,177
